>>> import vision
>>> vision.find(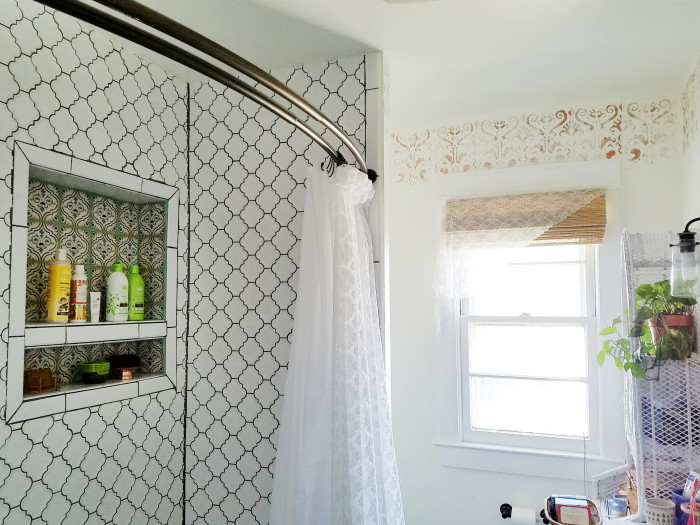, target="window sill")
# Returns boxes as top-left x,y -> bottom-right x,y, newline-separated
435,441 -> 623,480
